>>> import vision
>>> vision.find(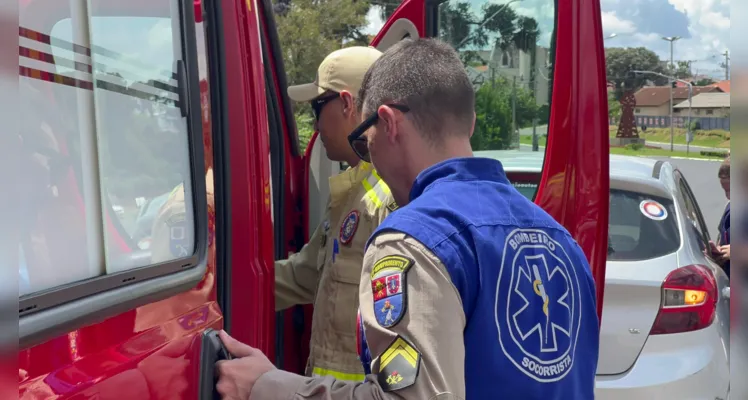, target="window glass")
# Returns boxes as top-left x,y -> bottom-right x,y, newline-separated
438,0 -> 554,199
19,0 -> 195,297
608,190 -> 680,261
677,179 -> 709,251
